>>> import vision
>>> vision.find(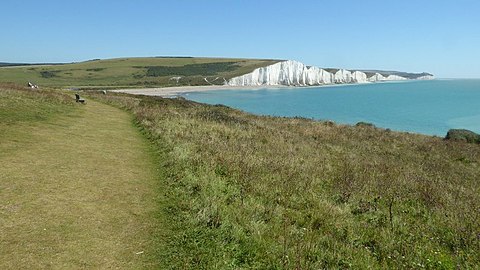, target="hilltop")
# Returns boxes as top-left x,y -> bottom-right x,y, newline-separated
0,57 -> 280,89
